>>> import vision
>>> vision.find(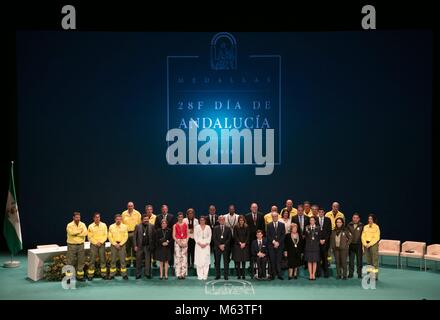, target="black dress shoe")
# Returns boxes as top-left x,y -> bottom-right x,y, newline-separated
215,276 -> 220,280
87,277 -> 93,281
242,275 -> 245,280
123,275 -> 129,280
348,274 -> 354,278
324,274 -> 329,278
294,276 -> 298,279
288,277 -> 292,280
107,276 -> 114,280
237,275 -> 241,279
136,275 -> 142,279
358,274 -> 362,279
277,276 -> 284,280
77,277 -> 85,282
224,276 -> 229,280
342,277 -> 347,280
146,275 -> 152,279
